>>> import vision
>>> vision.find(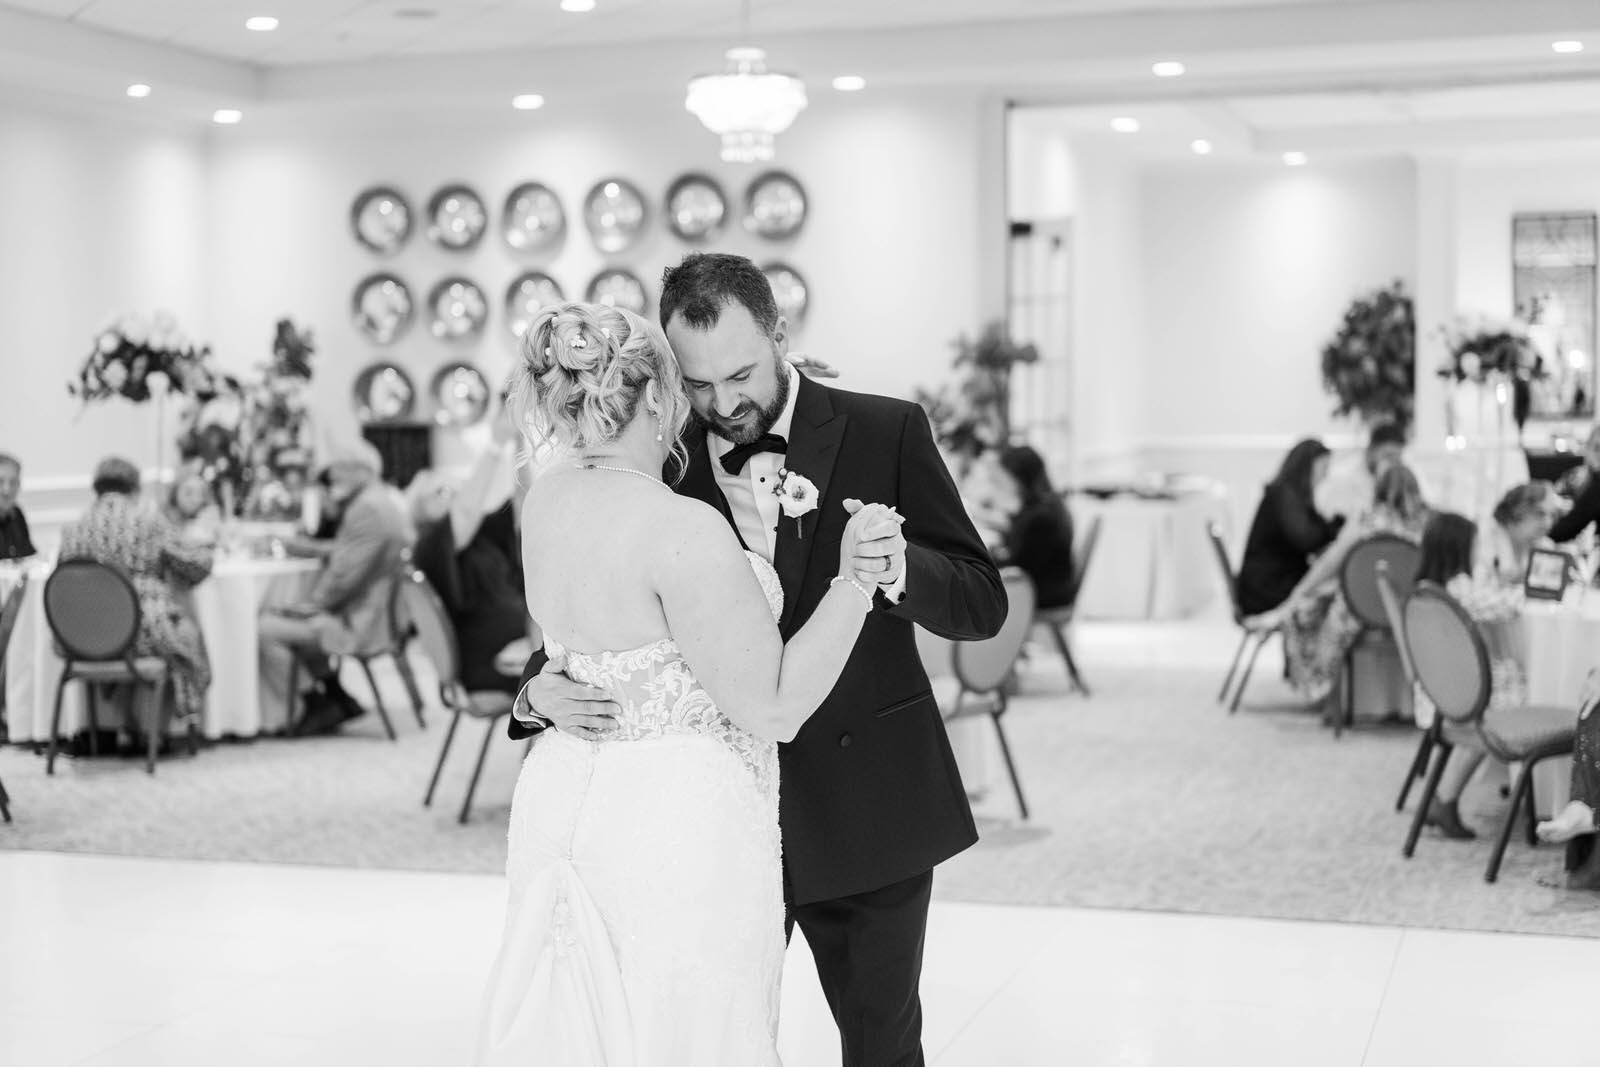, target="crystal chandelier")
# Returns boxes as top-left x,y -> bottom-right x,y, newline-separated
685,13 -> 807,165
